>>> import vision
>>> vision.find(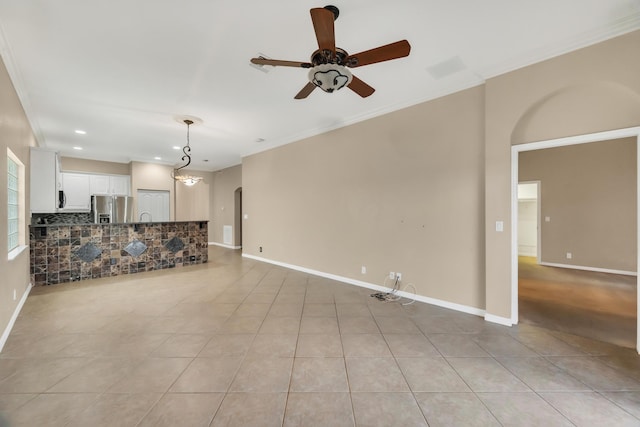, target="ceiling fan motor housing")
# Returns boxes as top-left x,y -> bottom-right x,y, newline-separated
311,48 -> 348,66
324,5 -> 339,20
